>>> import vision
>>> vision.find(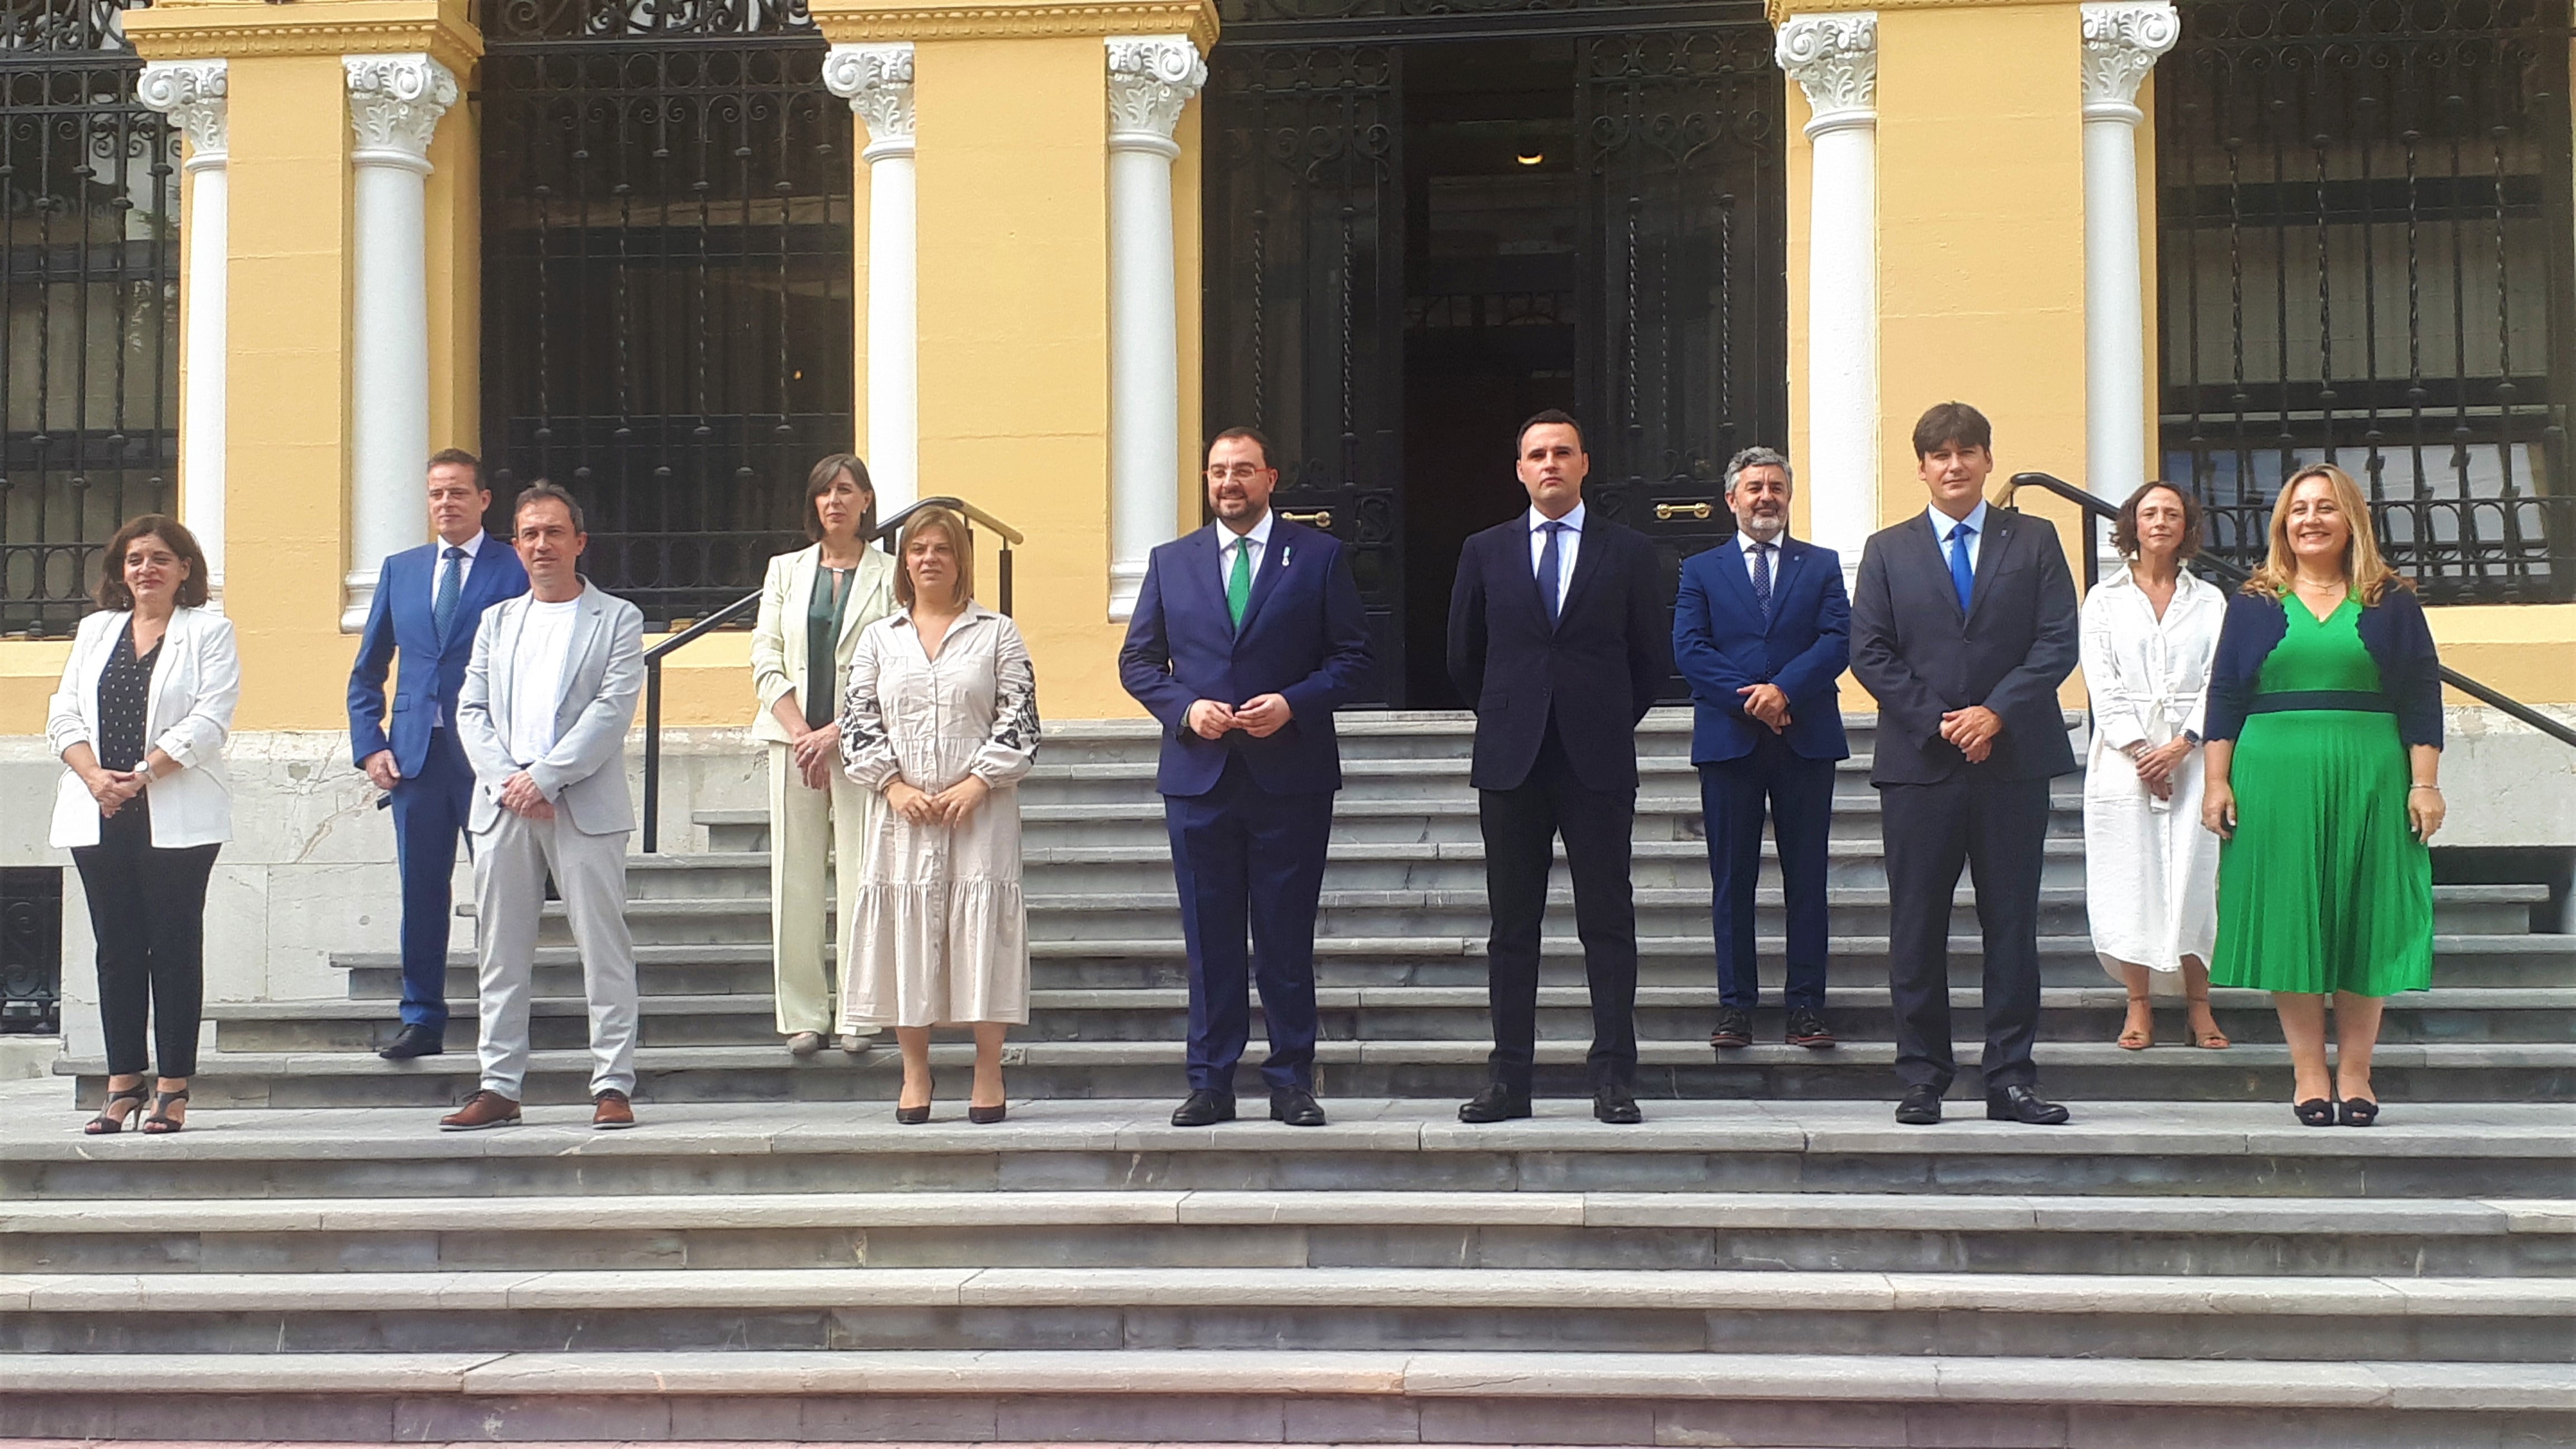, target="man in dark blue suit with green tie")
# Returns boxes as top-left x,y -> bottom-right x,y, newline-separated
348,450 -> 529,1060
1119,427 -> 1374,1128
